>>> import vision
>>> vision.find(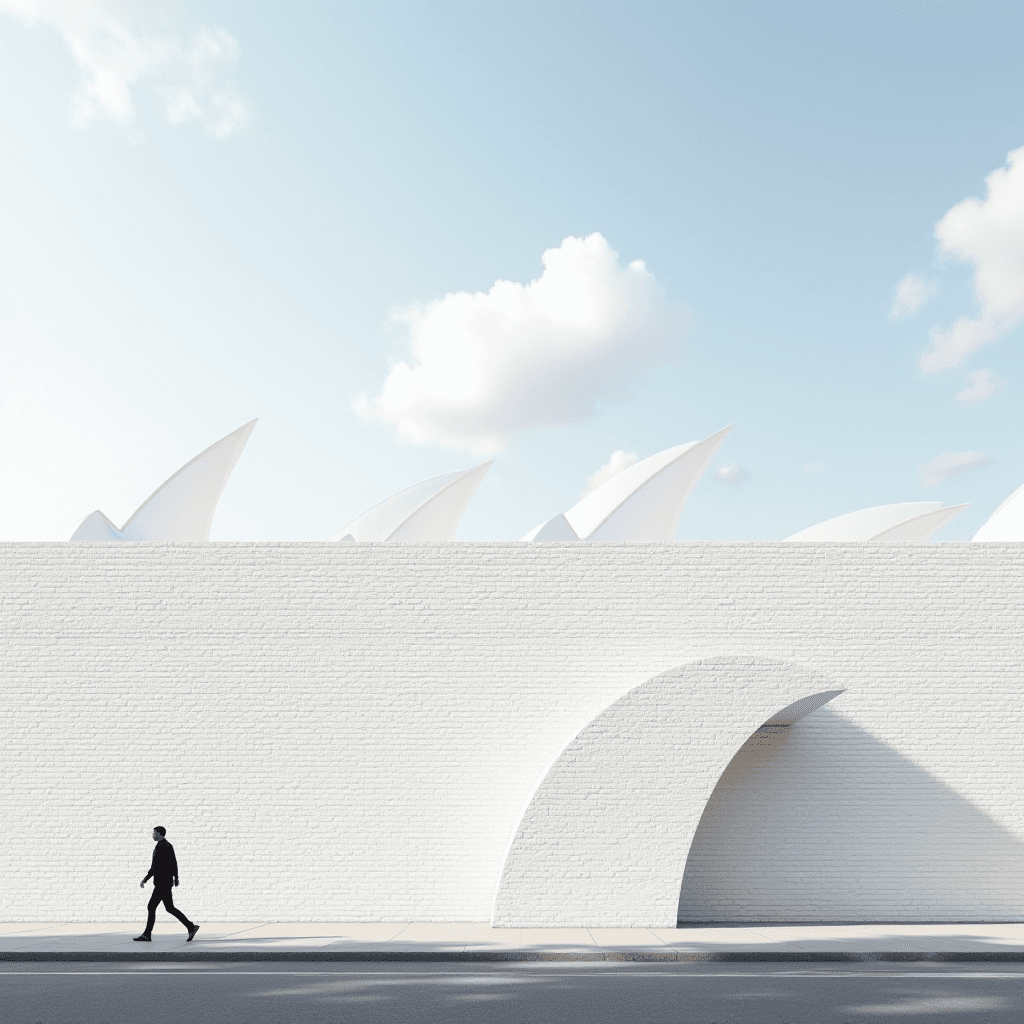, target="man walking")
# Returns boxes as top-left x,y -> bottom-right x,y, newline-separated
134,827 -> 199,942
